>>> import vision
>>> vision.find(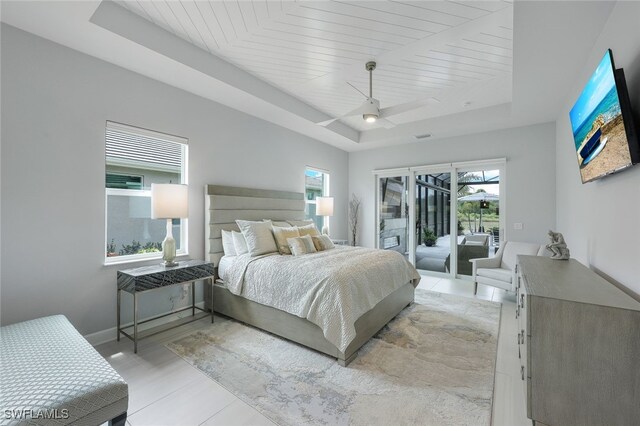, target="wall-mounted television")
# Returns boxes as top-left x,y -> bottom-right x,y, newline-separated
569,49 -> 639,183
